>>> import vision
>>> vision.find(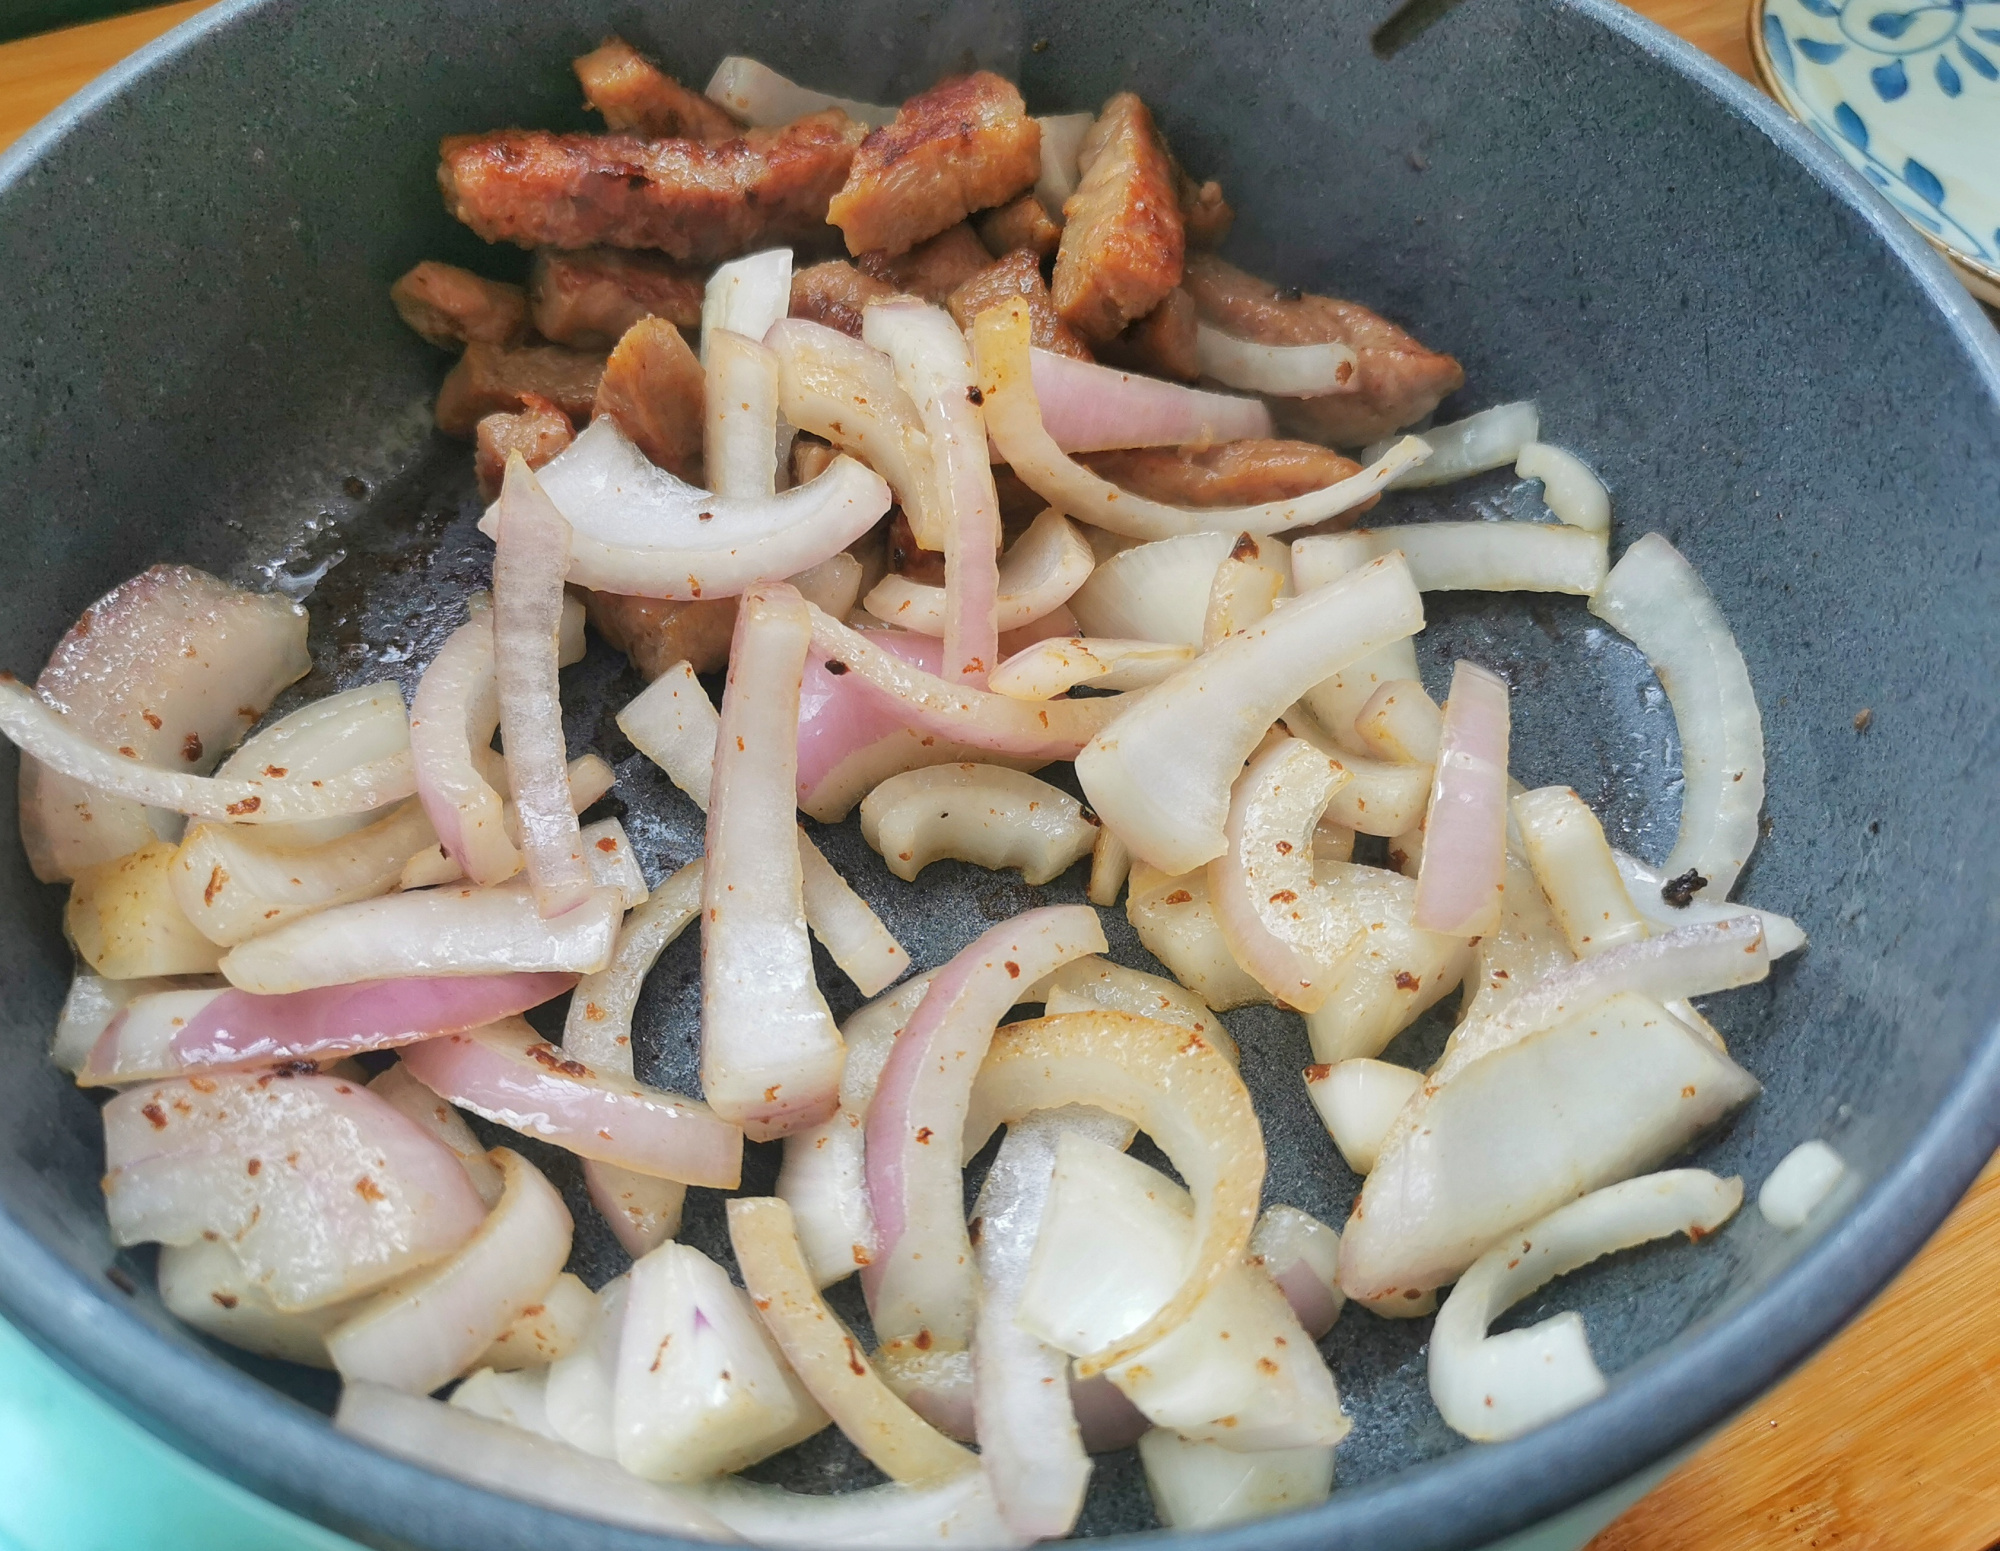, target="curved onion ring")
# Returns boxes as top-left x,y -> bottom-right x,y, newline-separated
1429,1171 -> 1740,1441
1516,442 -> 1610,533
1364,401 -> 1539,488
1589,533 -> 1765,900
1412,662 -> 1511,937
989,636 -> 1192,700
974,300 -> 1429,539
1028,348 -> 1273,450
1075,552 -> 1424,874
727,1196 -> 979,1486
215,681 -> 412,849
1068,531 -> 1238,647
859,764 -> 1099,886
327,1148 -> 572,1395
864,509 -> 1094,640
1037,956 -> 1230,1062
1292,523 -> 1607,595
964,1010 -> 1264,1375
1612,849 -> 1805,957
1193,324 -> 1356,398
864,906 -> 1106,1349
